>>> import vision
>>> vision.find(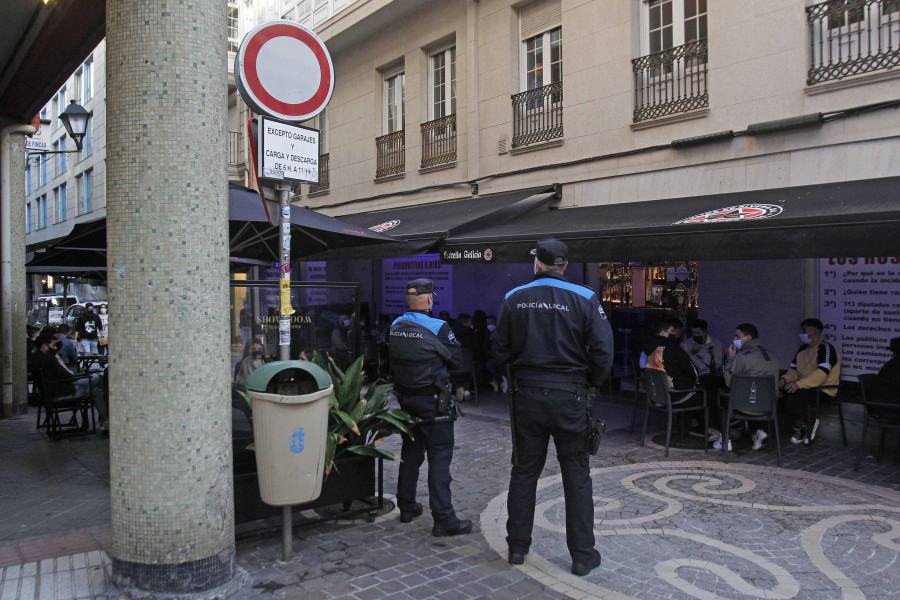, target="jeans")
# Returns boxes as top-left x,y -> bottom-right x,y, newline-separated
507,382 -> 595,562
79,339 -> 99,354
75,373 -> 108,422
396,394 -> 460,527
